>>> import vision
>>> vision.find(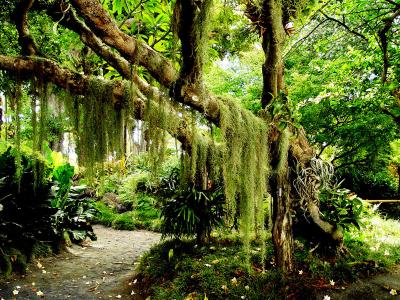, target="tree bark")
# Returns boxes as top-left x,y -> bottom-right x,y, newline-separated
260,0 -> 294,273
261,0 -> 285,108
